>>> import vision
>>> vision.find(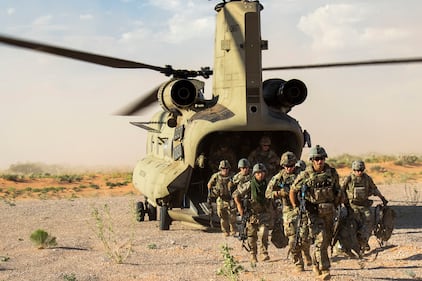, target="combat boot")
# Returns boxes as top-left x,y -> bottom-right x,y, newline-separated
261,253 -> 270,261
312,265 -> 321,277
250,254 -> 258,264
295,264 -> 304,272
320,270 -> 331,280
